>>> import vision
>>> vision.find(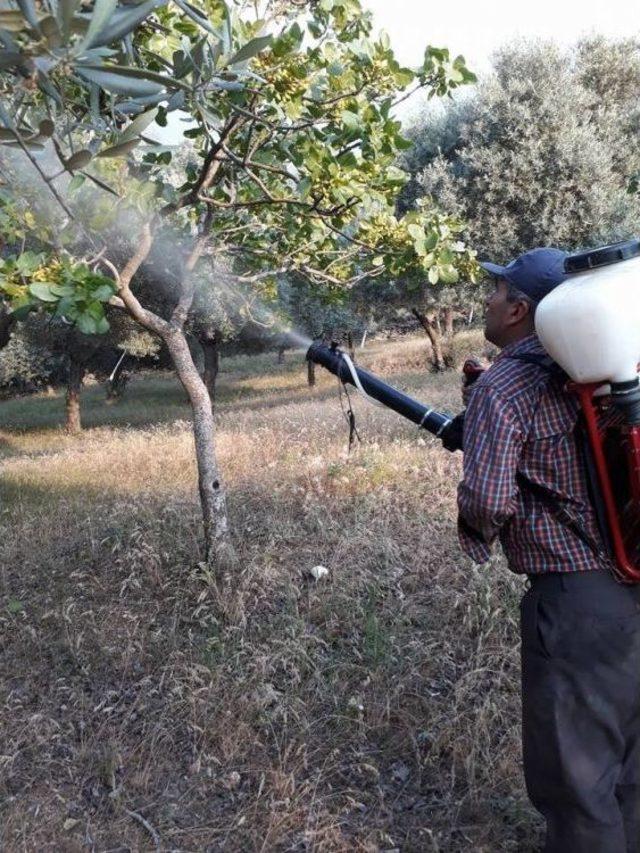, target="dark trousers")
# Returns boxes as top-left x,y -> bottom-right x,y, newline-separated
521,571 -> 640,853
